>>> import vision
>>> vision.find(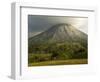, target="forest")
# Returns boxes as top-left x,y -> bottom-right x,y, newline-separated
28,42 -> 87,65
